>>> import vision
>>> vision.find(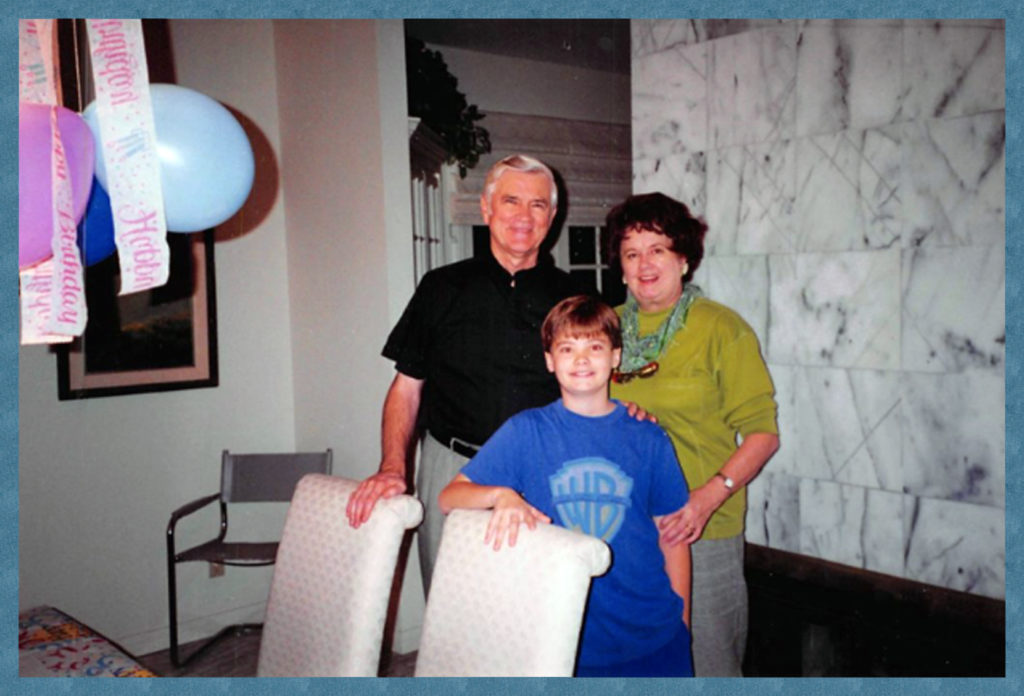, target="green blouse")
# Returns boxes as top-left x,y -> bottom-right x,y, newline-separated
610,296 -> 778,540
